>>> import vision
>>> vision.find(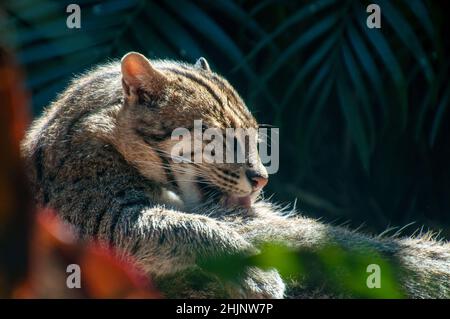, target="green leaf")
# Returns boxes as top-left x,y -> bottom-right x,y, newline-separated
199,0 -> 272,40
143,2 -> 204,60
293,58 -> 334,167
164,0 -> 278,108
26,47 -> 109,88
302,58 -> 333,109
402,0 -> 434,40
341,41 -> 375,153
14,14 -> 122,46
91,0 -> 139,15
18,32 -> 112,64
281,31 -> 338,109
356,4 -> 407,131
337,73 -> 370,171
233,0 -> 337,72
5,0 -> 60,23
261,13 -> 339,83
164,0 -> 247,68
299,74 -> 335,164
379,0 -> 434,82
429,88 -> 450,147
416,61 -> 449,140
346,24 -> 387,120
